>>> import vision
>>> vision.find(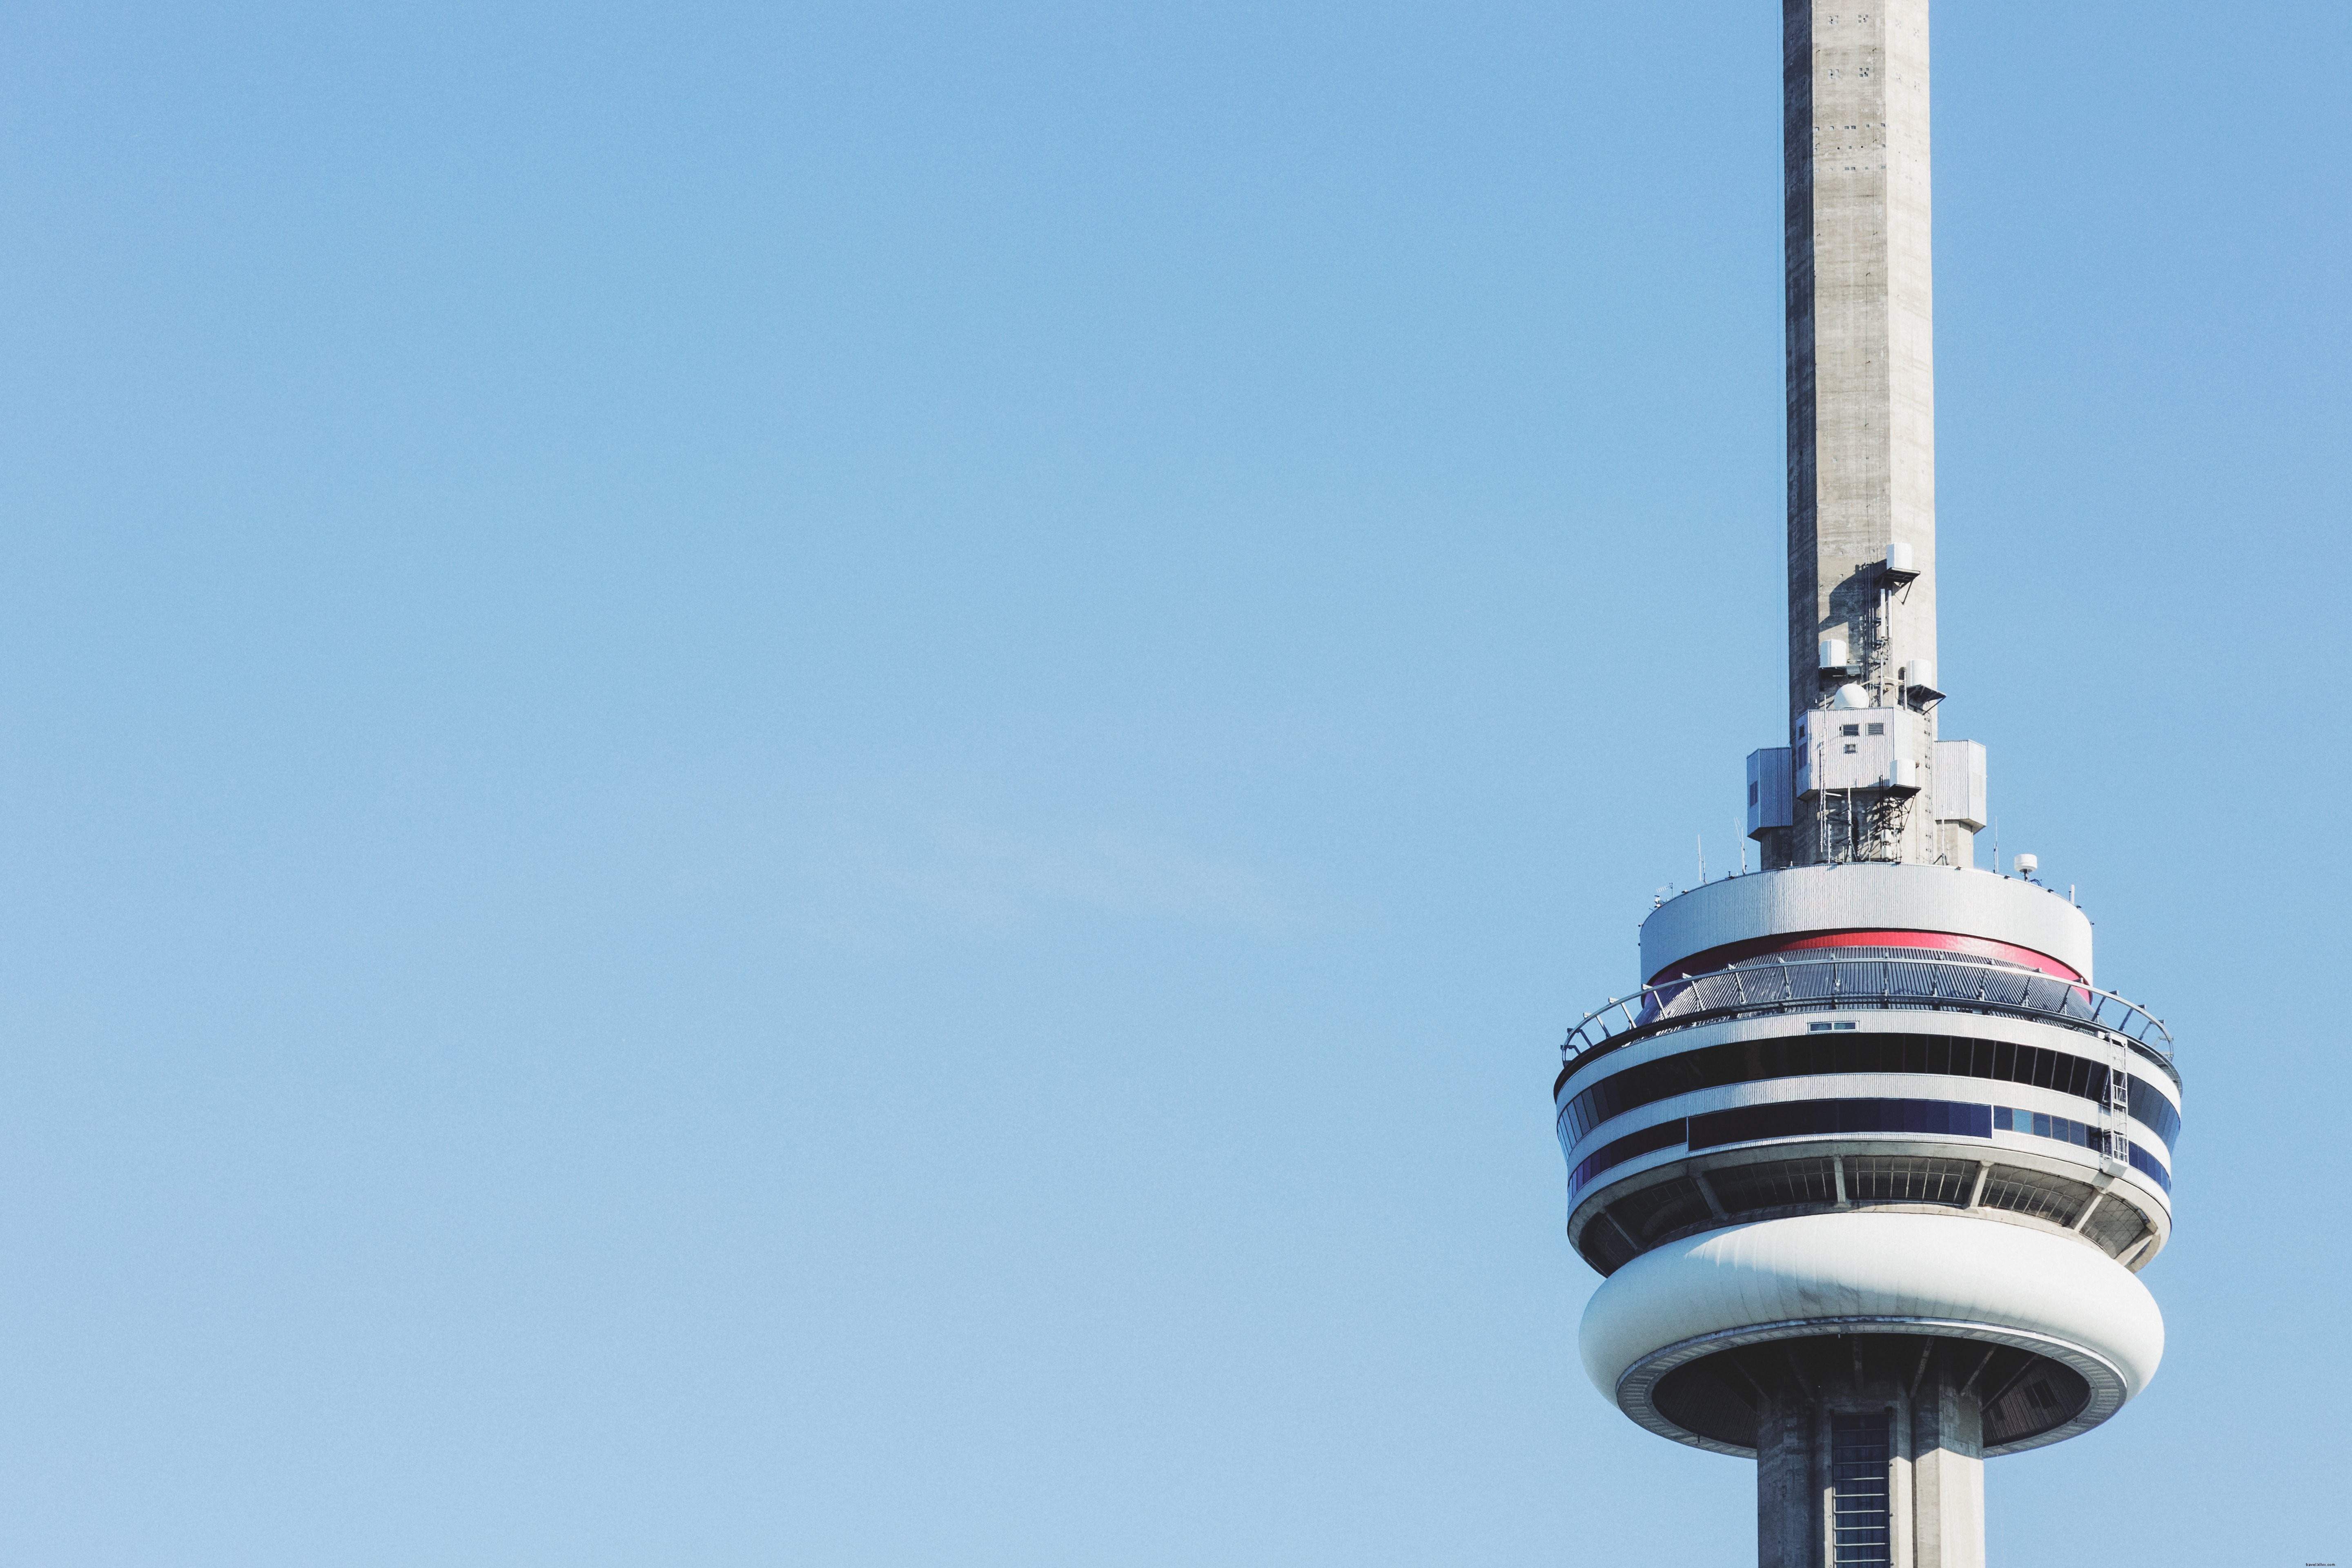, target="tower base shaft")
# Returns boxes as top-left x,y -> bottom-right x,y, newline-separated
1756,1344 -> 1984,1568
